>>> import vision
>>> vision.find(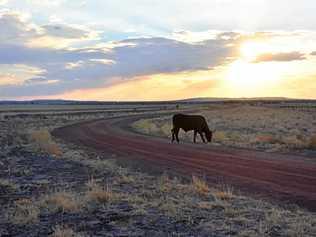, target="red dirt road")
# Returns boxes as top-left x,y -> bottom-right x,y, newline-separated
53,114 -> 316,211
